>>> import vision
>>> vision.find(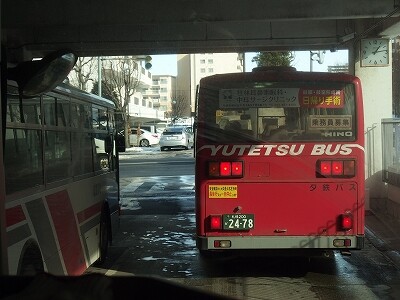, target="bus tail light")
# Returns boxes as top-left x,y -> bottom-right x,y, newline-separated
208,161 -> 243,178
339,213 -> 353,231
210,215 -> 222,230
317,160 -> 355,177
220,162 -> 231,176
